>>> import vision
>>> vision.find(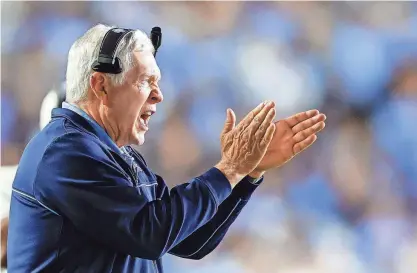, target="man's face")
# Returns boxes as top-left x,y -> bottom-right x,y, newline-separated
96,50 -> 163,146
